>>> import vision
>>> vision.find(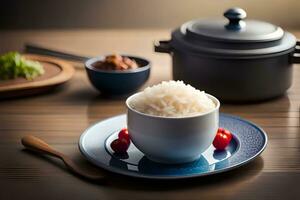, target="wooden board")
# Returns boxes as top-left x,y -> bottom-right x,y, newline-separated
0,54 -> 74,99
